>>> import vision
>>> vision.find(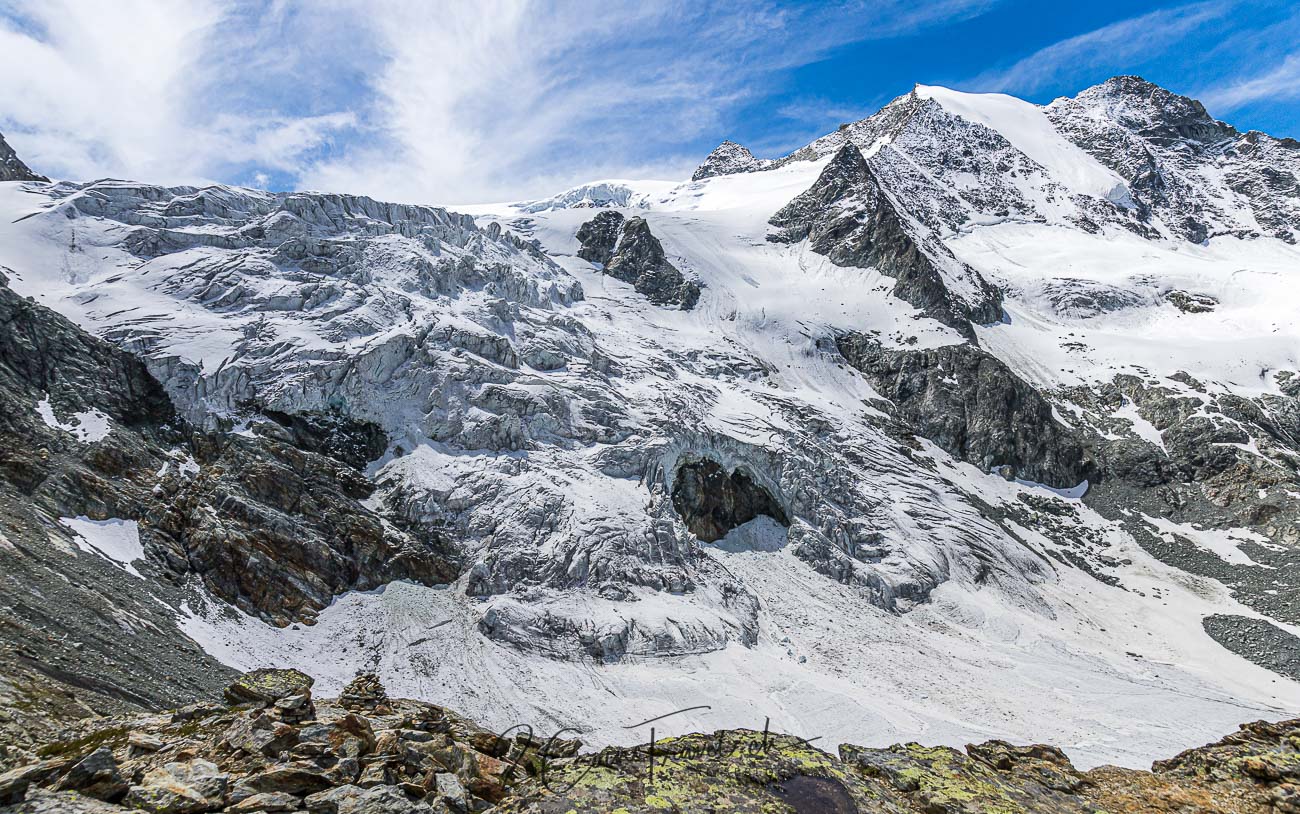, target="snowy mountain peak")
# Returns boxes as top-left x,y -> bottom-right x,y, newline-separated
514,180 -> 658,212
1048,77 -> 1300,242
703,75 -> 1295,244
913,84 -> 1134,204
